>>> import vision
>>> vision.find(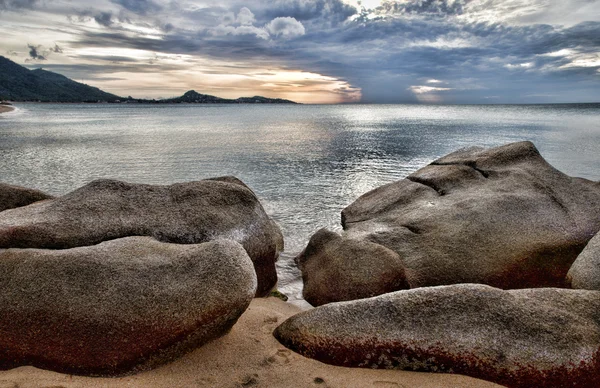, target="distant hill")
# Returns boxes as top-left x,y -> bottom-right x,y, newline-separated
235,95 -> 297,104
156,90 -> 297,104
0,56 -> 121,102
0,56 -> 297,104
158,90 -> 230,104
